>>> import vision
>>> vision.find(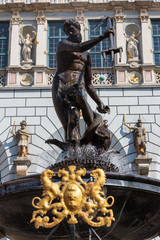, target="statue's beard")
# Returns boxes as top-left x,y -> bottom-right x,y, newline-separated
69,34 -> 82,43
